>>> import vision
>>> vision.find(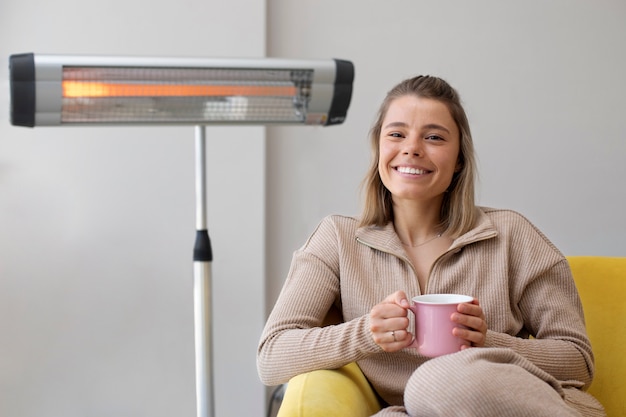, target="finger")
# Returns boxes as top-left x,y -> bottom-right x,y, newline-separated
389,328 -> 410,343
452,311 -> 487,332
371,329 -> 398,345
453,326 -> 486,347
457,299 -> 484,319
370,314 -> 410,334
451,311 -> 487,347
373,329 -> 412,352
382,290 -> 410,308
370,303 -> 409,323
